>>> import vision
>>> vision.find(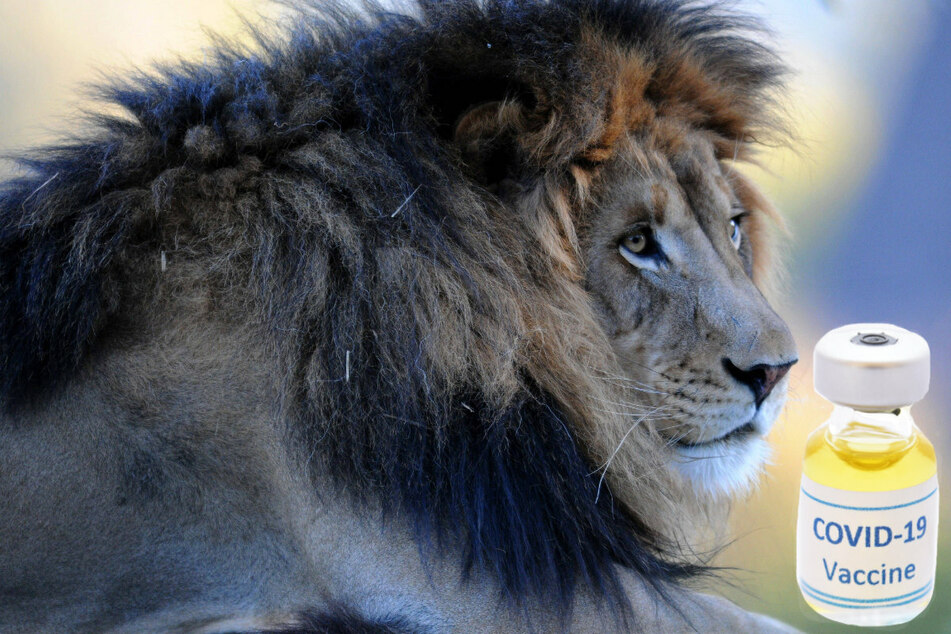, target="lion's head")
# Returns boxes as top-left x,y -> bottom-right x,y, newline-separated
446,17 -> 798,501
581,136 -> 797,496
0,0 -> 798,628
